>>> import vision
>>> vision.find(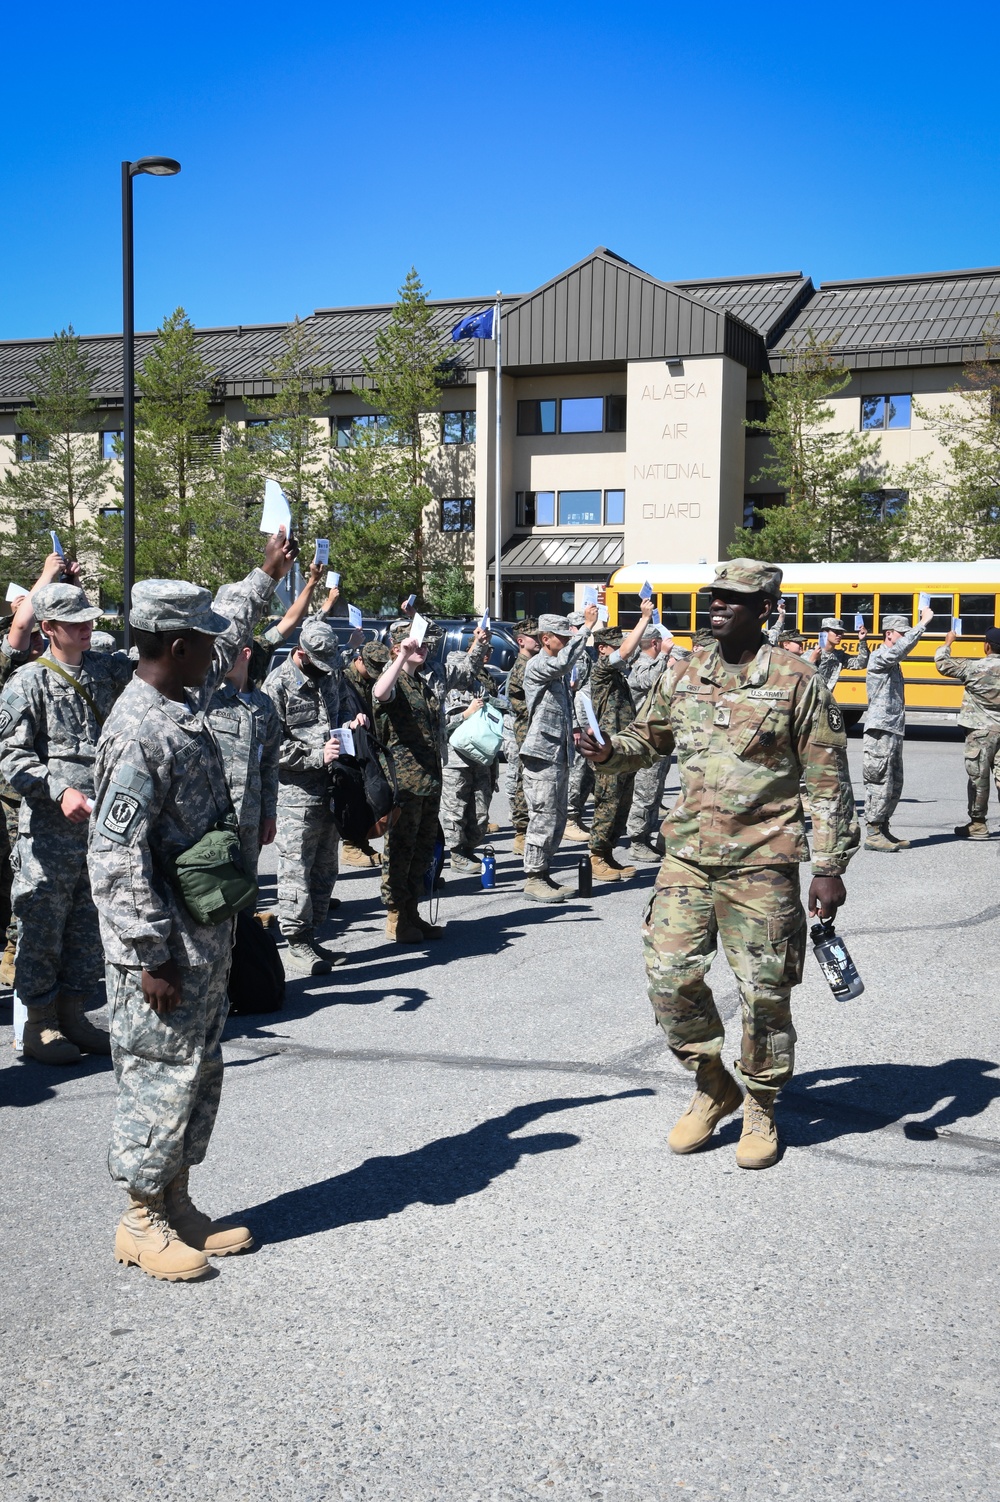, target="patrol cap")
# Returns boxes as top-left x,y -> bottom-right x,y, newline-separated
32,582 -> 102,625
701,558 -> 783,600
985,627 -> 1000,650
567,611 -> 586,628
882,614 -> 911,632
130,580 -> 229,636
89,630 -> 116,653
777,630 -> 807,646
515,618 -> 539,638
593,627 -> 624,648
361,641 -> 391,673
298,616 -> 340,673
537,613 -> 573,637
821,616 -> 846,631
389,619 -> 443,647
640,626 -> 661,644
